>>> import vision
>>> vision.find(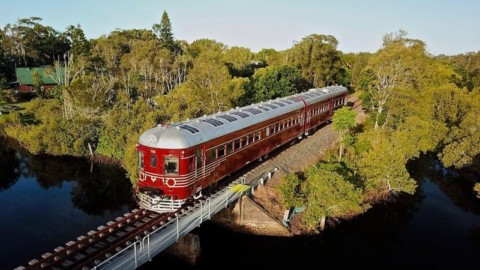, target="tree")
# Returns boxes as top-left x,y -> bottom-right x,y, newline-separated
278,173 -> 303,208
153,11 -> 177,52
365,30 -> 428,129
223,46 -> 254,77
302,162 -> 364,231
65,24 -> 91,56
332,107 -> 357,161
357,131 -> 417,200
287,34 -> 342,87
243,64 -> 306,104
